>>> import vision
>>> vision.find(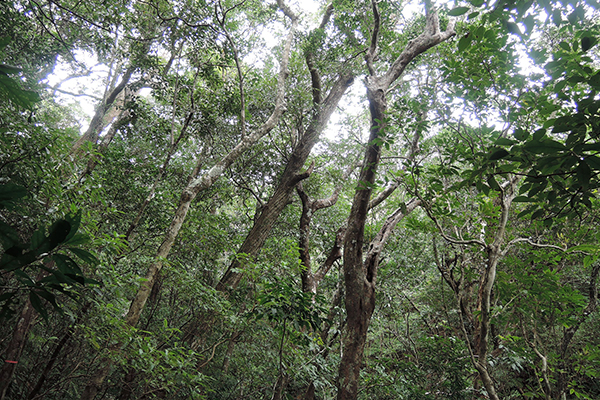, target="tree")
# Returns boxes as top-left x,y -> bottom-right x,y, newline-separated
3,0 -> 600,398
337,1 -> 455,398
